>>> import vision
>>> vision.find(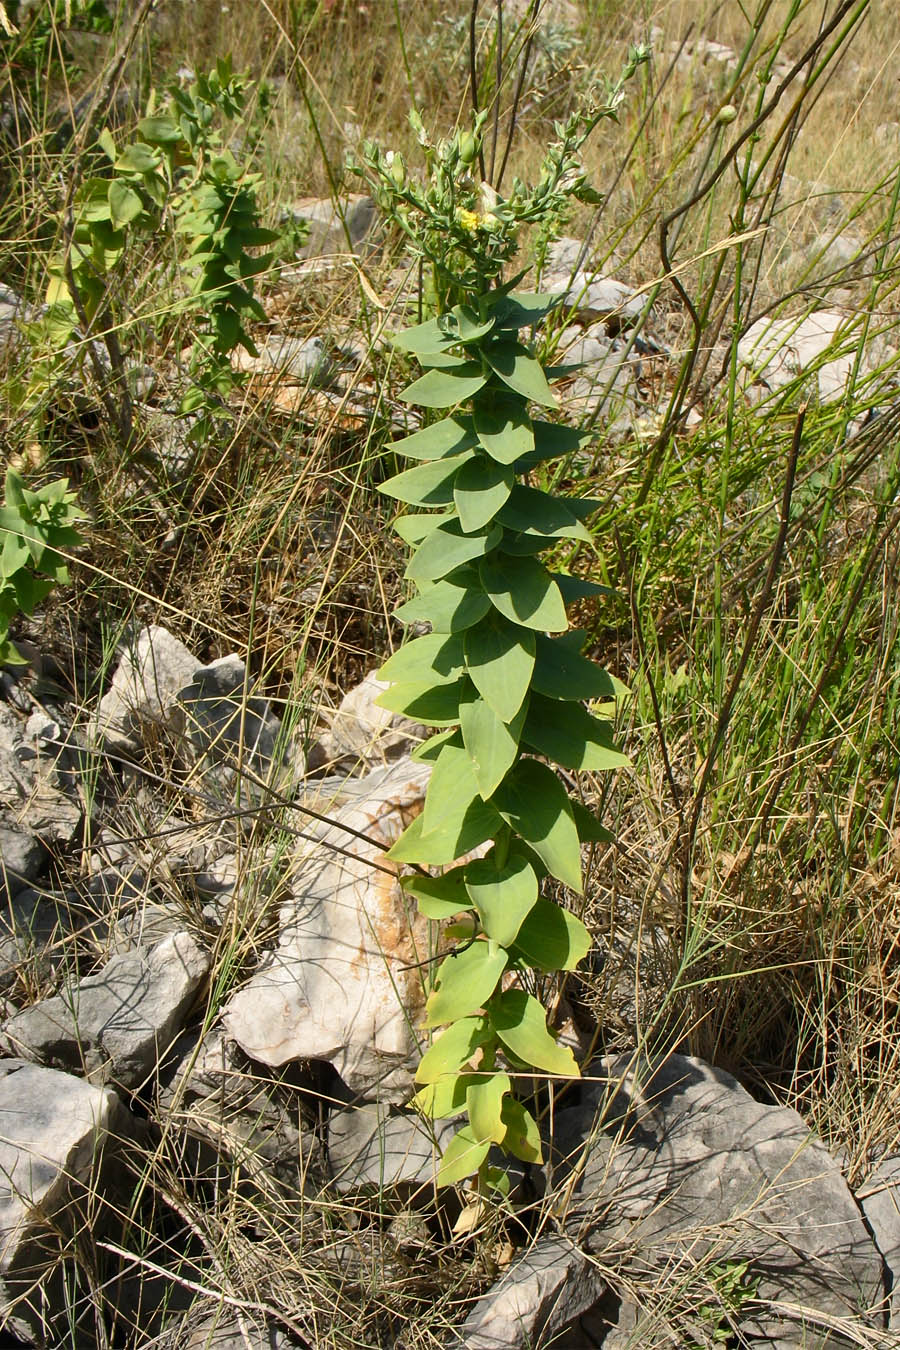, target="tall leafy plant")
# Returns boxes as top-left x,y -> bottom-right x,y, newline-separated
362,48 -> 646,1189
